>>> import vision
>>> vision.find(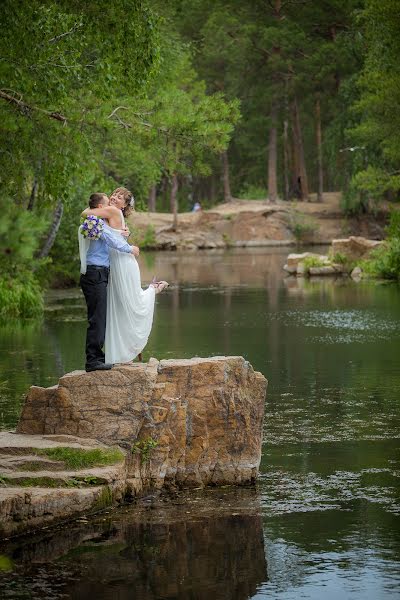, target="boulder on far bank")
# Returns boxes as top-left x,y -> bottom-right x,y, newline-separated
331,236 -> 384,261
283,235 -> 383,277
